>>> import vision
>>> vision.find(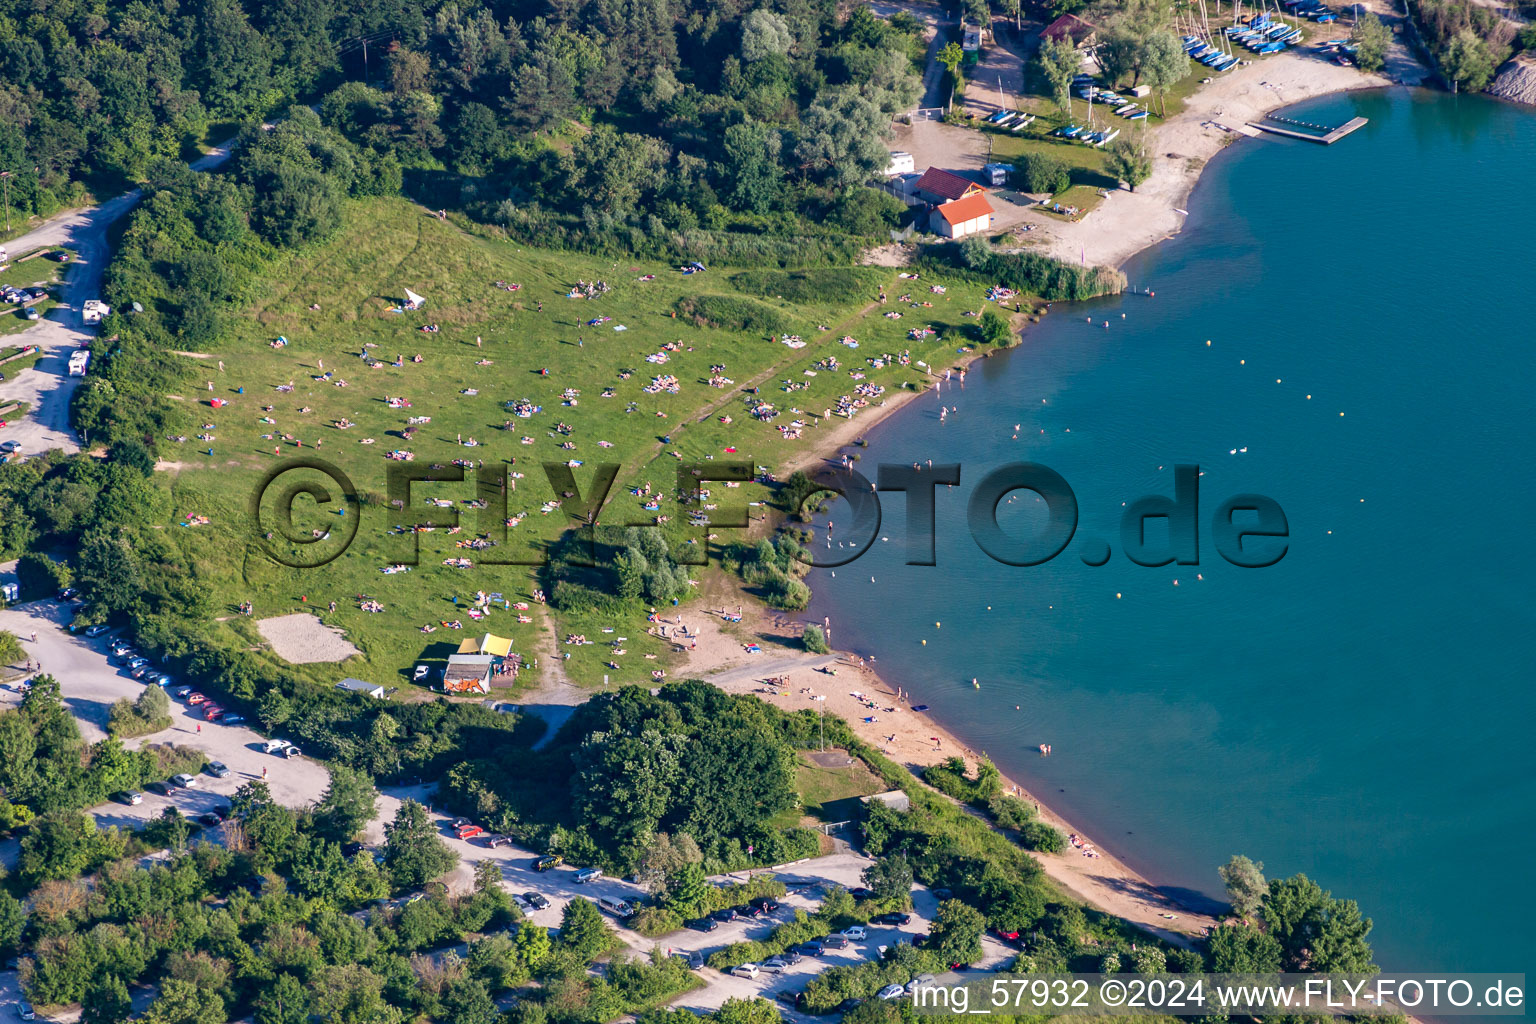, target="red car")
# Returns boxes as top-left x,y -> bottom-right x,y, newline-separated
203,706 -> 224,719
456,824 -> 485,840
187,692 -> 208,705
